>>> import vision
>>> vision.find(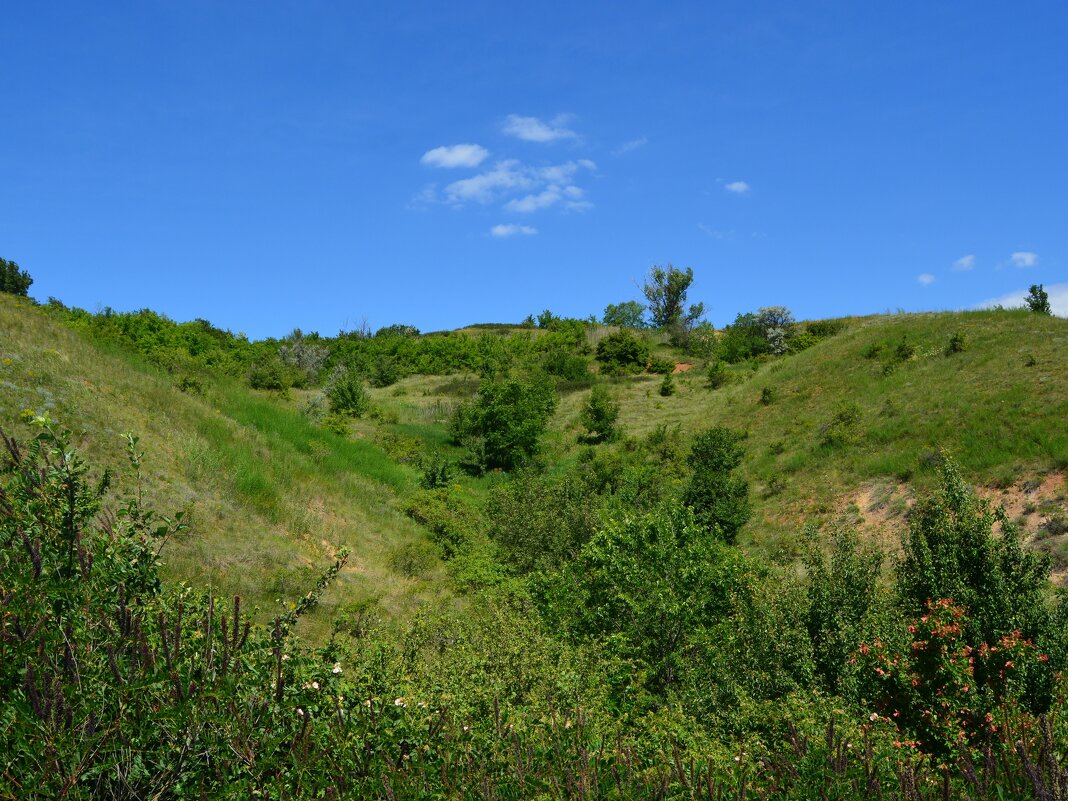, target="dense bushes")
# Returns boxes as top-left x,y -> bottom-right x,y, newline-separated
449,374 -> 558,471
0,257 -> 33,296
595,330 -> 649,374
6,417 -> 1068,799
